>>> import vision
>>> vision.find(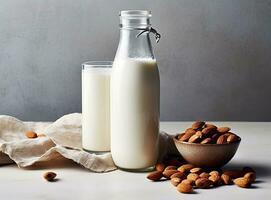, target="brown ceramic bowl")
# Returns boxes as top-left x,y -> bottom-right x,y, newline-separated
173,136 -> 241,168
